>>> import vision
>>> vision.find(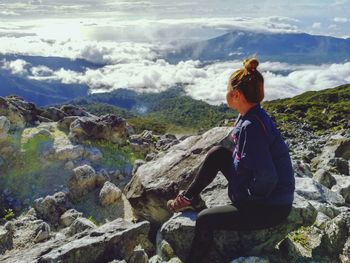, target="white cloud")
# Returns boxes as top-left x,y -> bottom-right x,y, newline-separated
334,17 -> 350,23
0,10 -> 20,16
312,22 -> 322,29
22,58 -> 350,105
1,59 -> 30,75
